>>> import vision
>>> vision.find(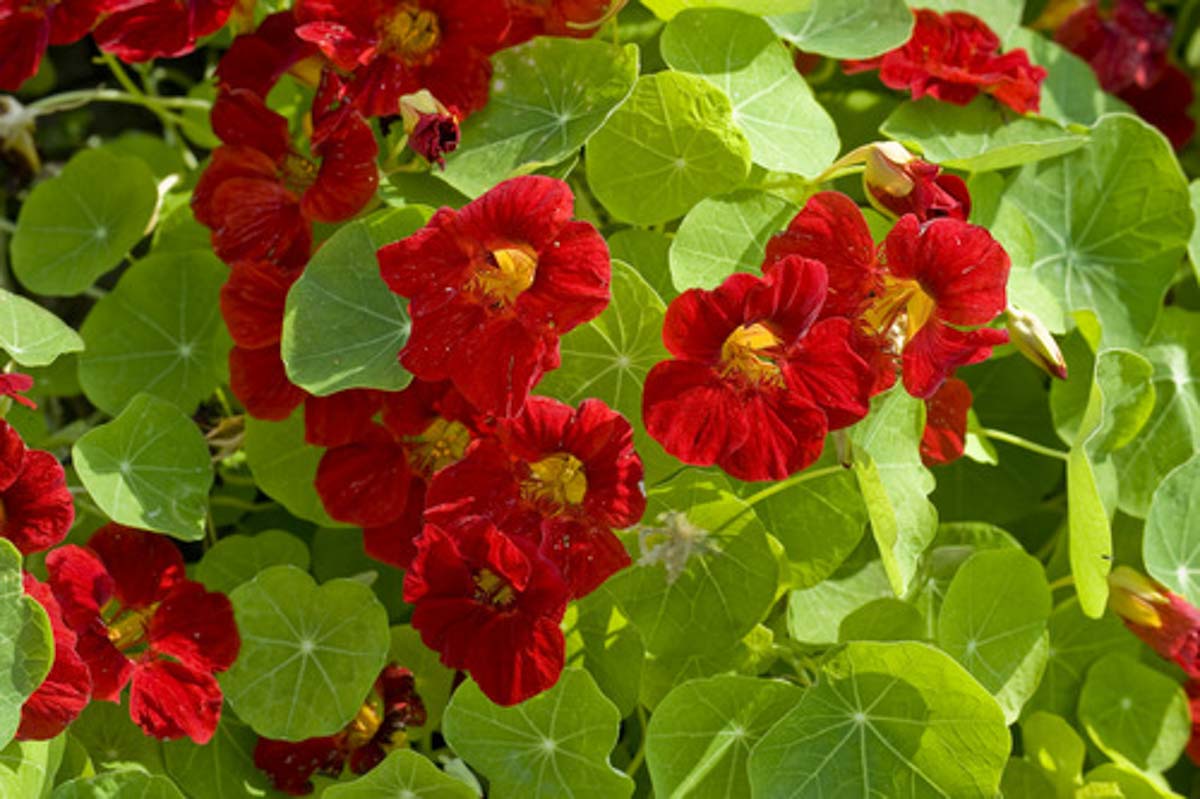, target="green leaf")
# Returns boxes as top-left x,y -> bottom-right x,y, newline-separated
936,549 -> 1051,722
53,772 -> 185,799
436,38 -> 639,197
78,251 -> 230,415
1083,763 -> 1179,799
997,114 -> 1193,347
645,675 -> 801,799
918,0 -> 1024,43
607,228 -> 675,301
586,71 -> 752,225
1001,759 -> 1057,798
1112,309 -> 1200,517
748,641 -> 1010,798
221,566 -> 391,740
11,148 -> 158,296
0,537 -> 53,750
639,625 -> 776,710
1021,712 -> 1085,799
195,530 -> 311,595
851,387 -> 938,595
388,625 -> 456,743
661,9 -> 839,177
70,700 -> 165,773
0,737 -> 64,799
642,0 -> 806,19
162,714 -> 272,799
838,598 -> 926,643
72,394 -> 213,542
767,0 -> 913,59
0,289 -> 83,367
1008,30 -> 1128,128
243,410 -> 342,528
1078,653 -> 1190,774
1190,180 -> 1200,283
882,97 -> 1087,172
442,669 -> 633,799
282,220 -> 415,396
668,190 -> 796,292
1027,599 -> 1141,719
787,560 -> 894,645
563,593 -> 644,718
1069,349 -> 1156,616
324,750 -> 476,799
1144,456 -> 1200,605
605,472 -> 778,656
